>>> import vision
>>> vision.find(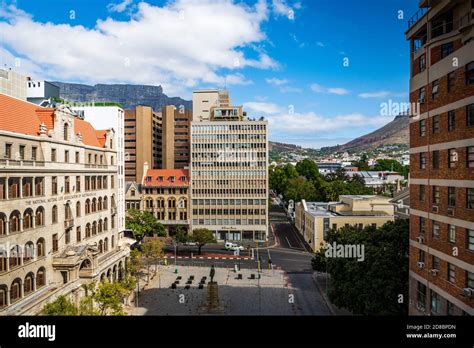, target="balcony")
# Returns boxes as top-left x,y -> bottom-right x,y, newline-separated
0,159 -> 45,167
111,207 -> 117,215
64,218 -> 74,229
408,7 -> 428,29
